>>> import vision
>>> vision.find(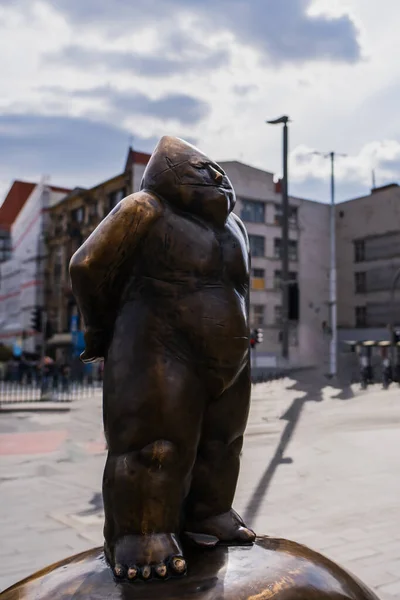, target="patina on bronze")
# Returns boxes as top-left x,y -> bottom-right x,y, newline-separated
0,137 -> 381,600
0,537 -> 379,600
69,136 -> 255,580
